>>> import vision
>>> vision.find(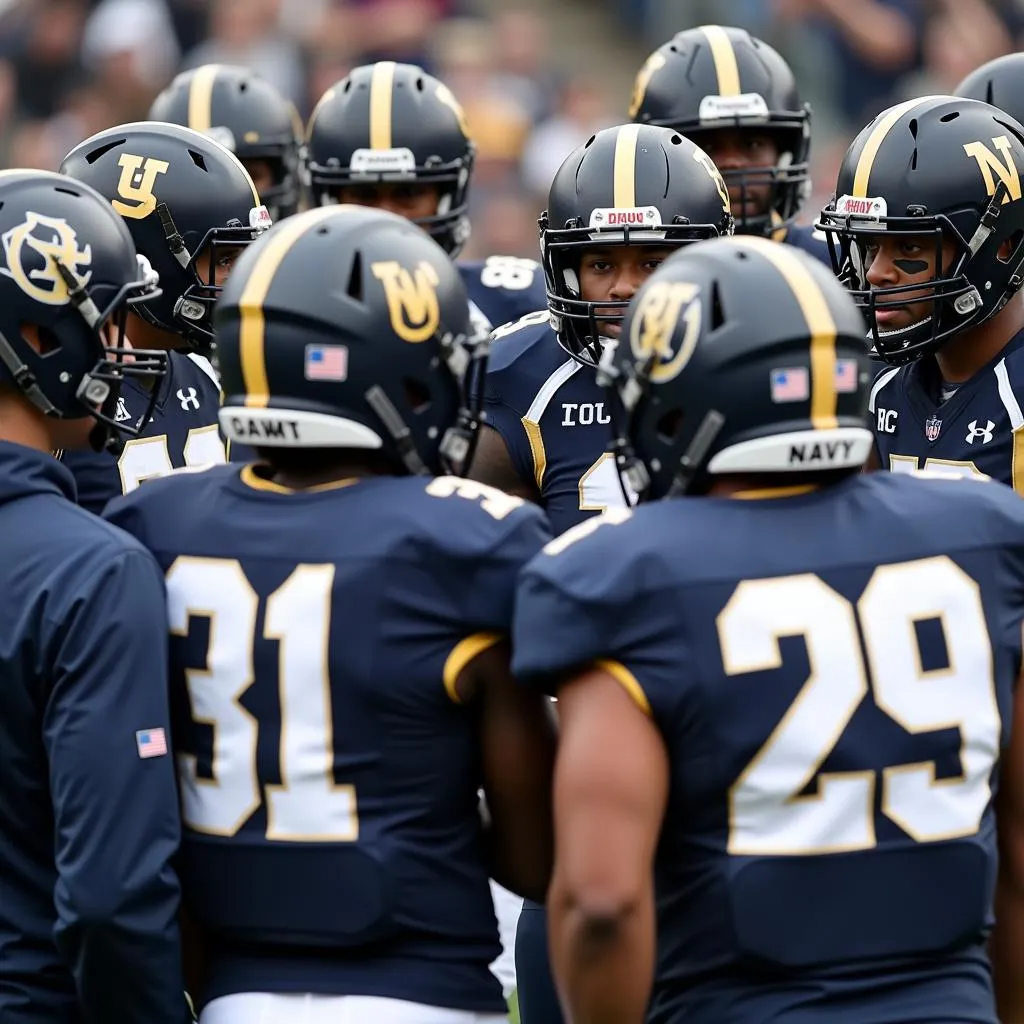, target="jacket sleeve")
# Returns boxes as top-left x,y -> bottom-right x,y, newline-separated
43,546 -> 191,1023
